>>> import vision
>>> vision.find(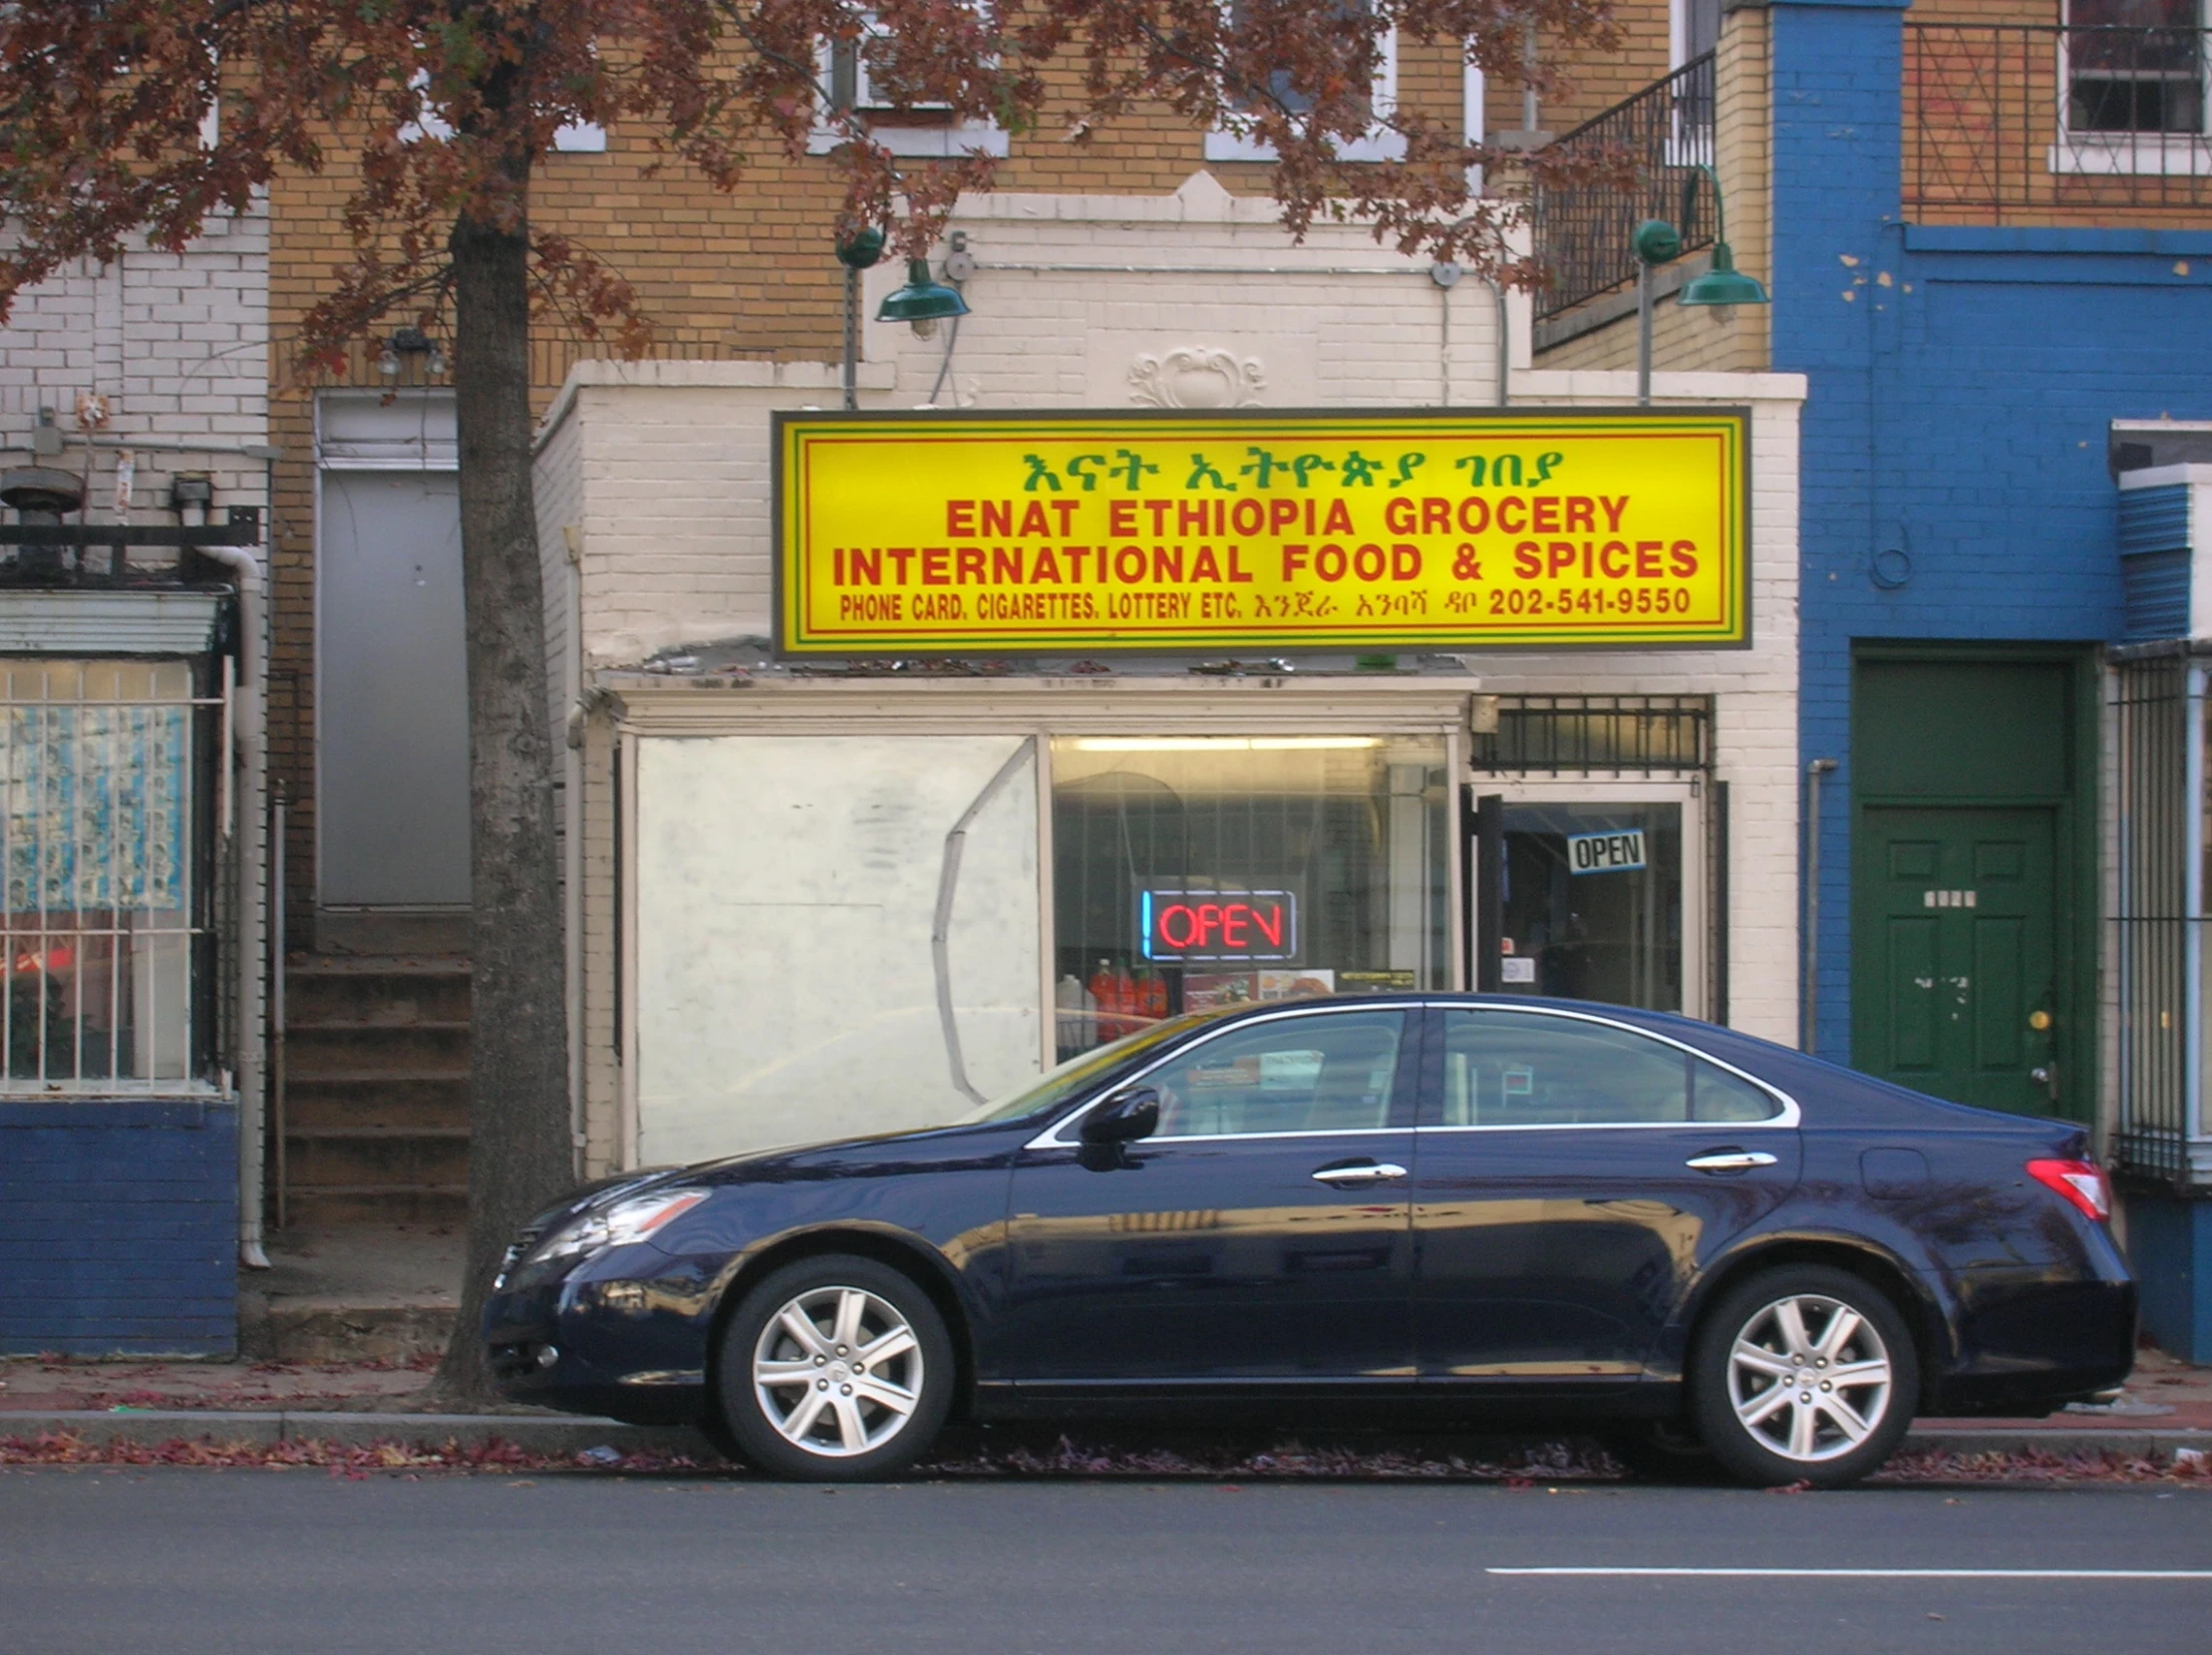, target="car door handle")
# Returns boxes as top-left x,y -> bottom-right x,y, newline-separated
1685,1151 -> 1778,1171
1311,1162 -> 1410,1184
